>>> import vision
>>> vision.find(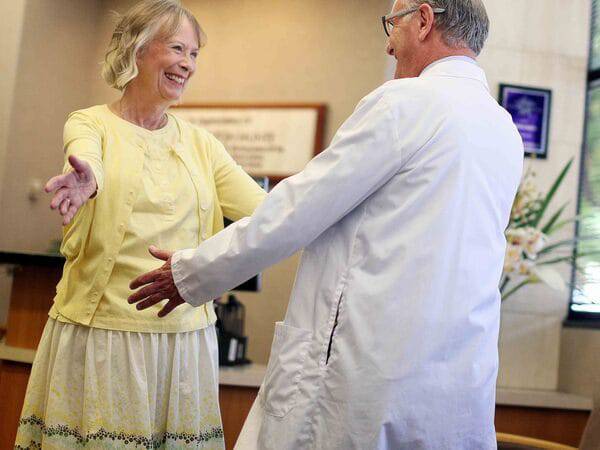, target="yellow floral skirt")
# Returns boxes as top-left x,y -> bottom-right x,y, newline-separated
15,318 -> 224,449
